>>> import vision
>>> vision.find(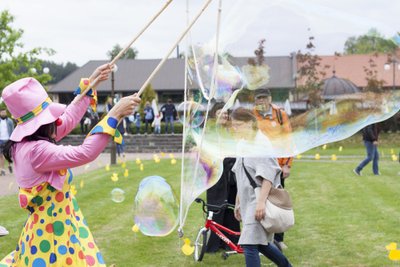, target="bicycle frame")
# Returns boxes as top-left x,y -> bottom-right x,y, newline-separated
205,211 -> 243,253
